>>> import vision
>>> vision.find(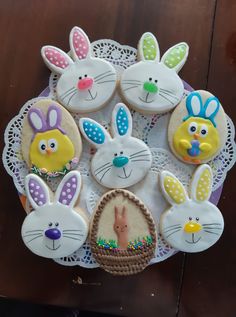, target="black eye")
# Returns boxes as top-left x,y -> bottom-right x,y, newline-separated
196,217 -> 199,221
41,144 -> 46,150
120,151 -> 123,155
55,222 -> 59,227
189,217 -> 192,221
149,77 -> 152,81
190,126 -> 196,132
114,153 -> 118,156
84,74 -> 87,77
154,80 -> 158,83
116,226 -> 119,229
201,129 -> 206,135
48,222 -> 53,227
79,76 -> 82,80
50,143 -> 55,148
125,225 -> 127,227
